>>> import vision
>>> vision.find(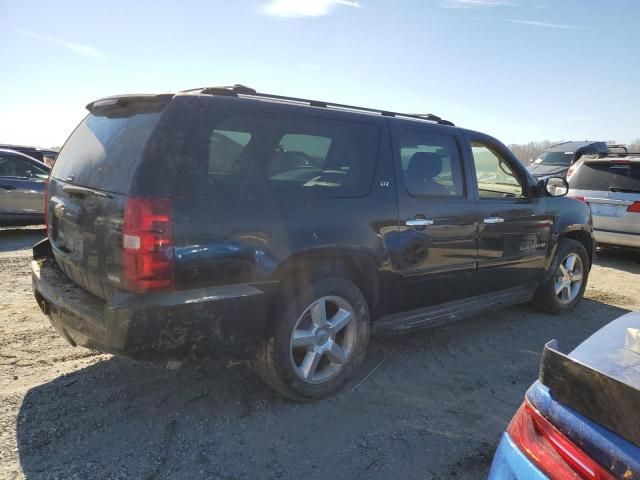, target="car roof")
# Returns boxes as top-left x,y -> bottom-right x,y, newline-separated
0,144 -> 57,155
88,85 -> 458,128
0,148 -> 51,169
546,141 -> 606,152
